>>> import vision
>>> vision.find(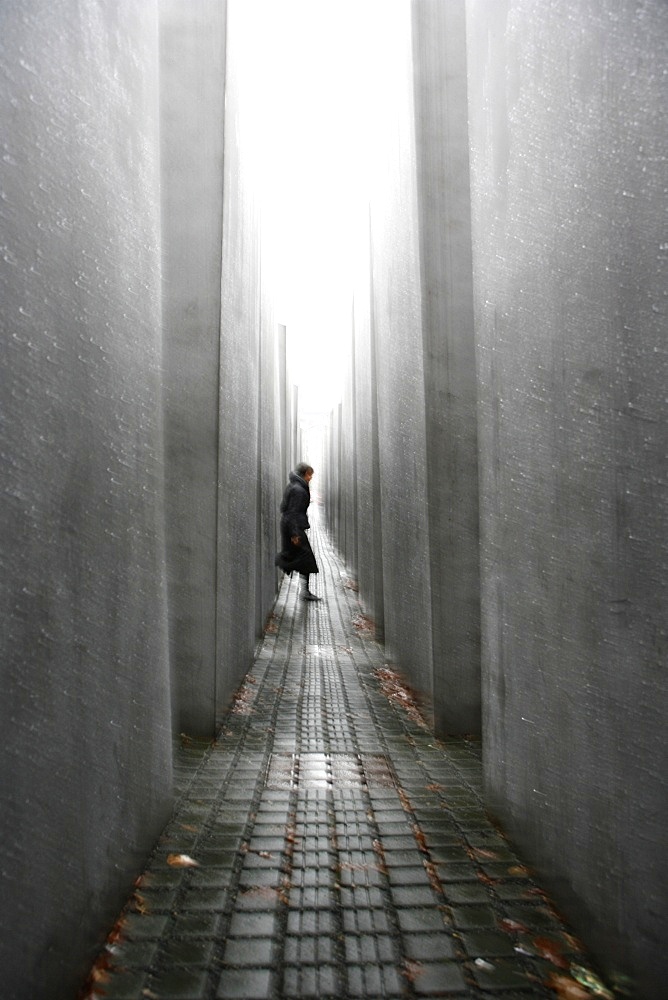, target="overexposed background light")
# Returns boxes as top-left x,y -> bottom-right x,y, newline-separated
237,0 -> 386,414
